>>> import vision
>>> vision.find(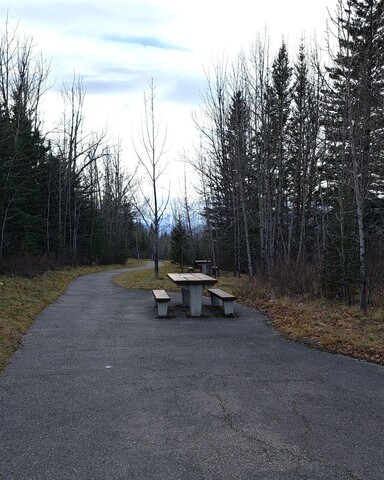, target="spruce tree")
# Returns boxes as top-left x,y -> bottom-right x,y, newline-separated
288,42 -> 321,266
170,217 -> 188,268
225,89 -> 254,277
326,0 -> 384,311
0,95 -> 47,256
264,42 -> 292,266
